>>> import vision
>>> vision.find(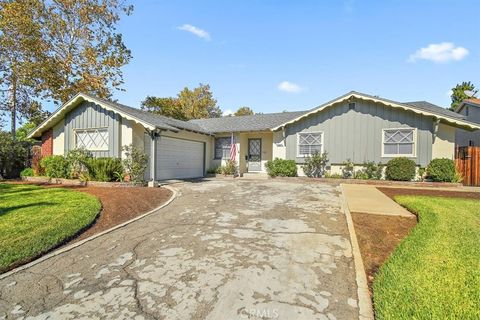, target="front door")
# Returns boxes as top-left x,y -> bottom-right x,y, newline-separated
248,138 -> 262,172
